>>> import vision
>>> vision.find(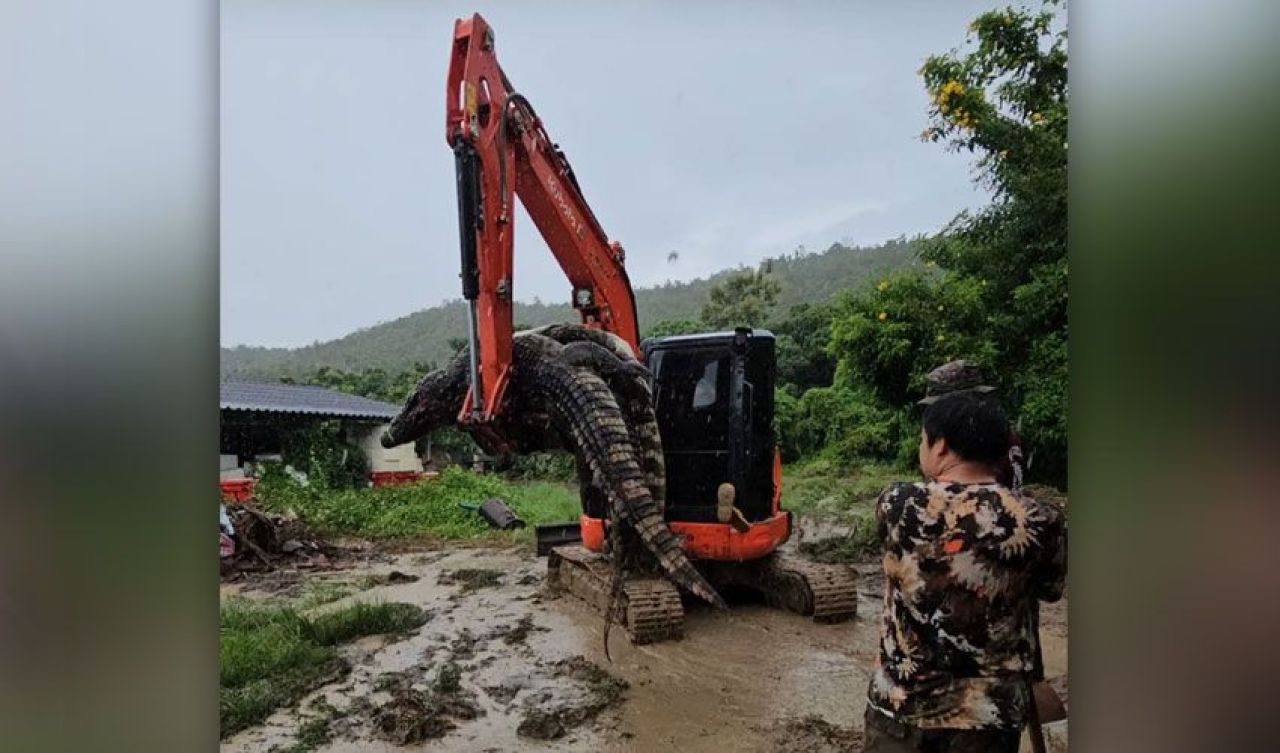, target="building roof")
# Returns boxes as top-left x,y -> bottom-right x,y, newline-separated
220,380 -> 401,421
